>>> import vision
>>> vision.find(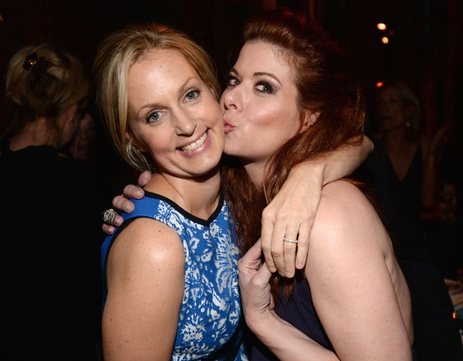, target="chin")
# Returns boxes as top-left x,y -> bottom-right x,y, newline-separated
223,143 -> 239,157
